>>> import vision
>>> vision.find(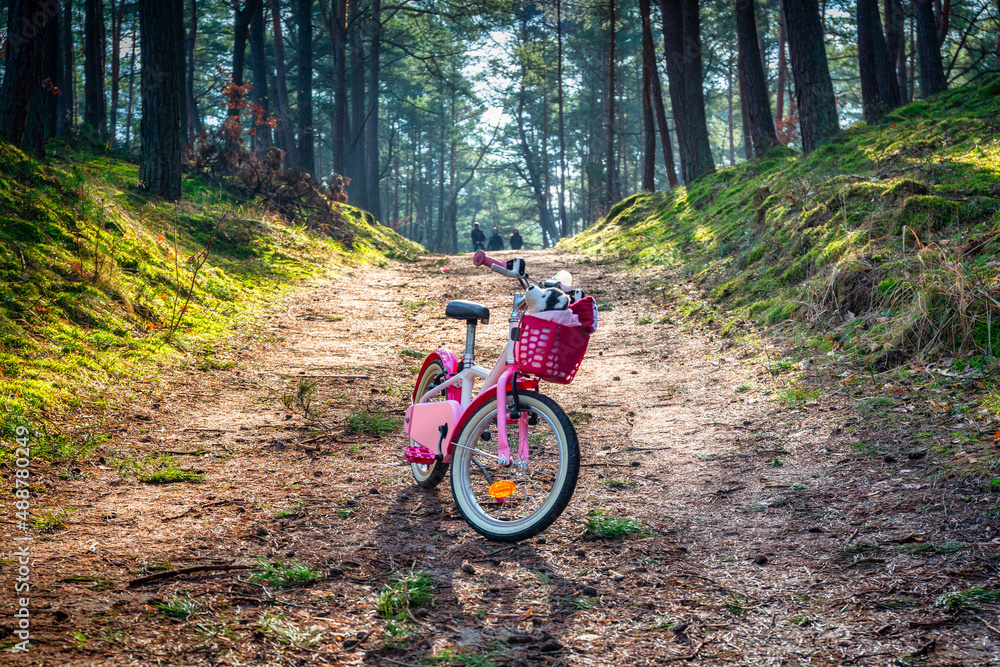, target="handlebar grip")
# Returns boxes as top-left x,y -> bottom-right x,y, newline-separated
473,250 -> 503,269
